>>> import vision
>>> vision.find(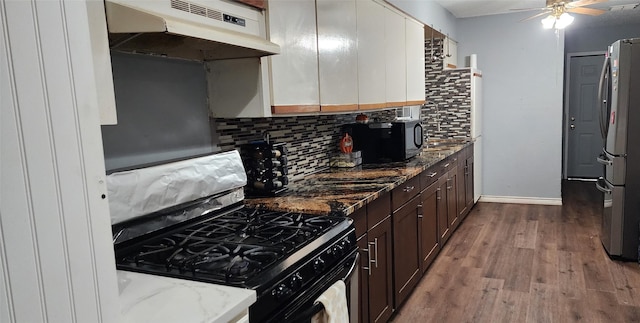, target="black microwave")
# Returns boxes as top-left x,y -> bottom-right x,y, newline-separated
343,120 -> 423,164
